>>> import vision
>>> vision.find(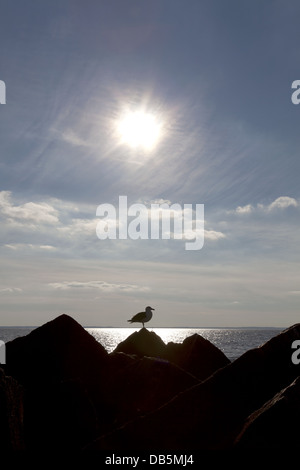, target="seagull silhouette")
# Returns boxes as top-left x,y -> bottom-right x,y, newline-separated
127,306 -> 155,328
